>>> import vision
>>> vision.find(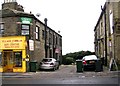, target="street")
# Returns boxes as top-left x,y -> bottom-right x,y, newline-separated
2,65 -> 120,86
